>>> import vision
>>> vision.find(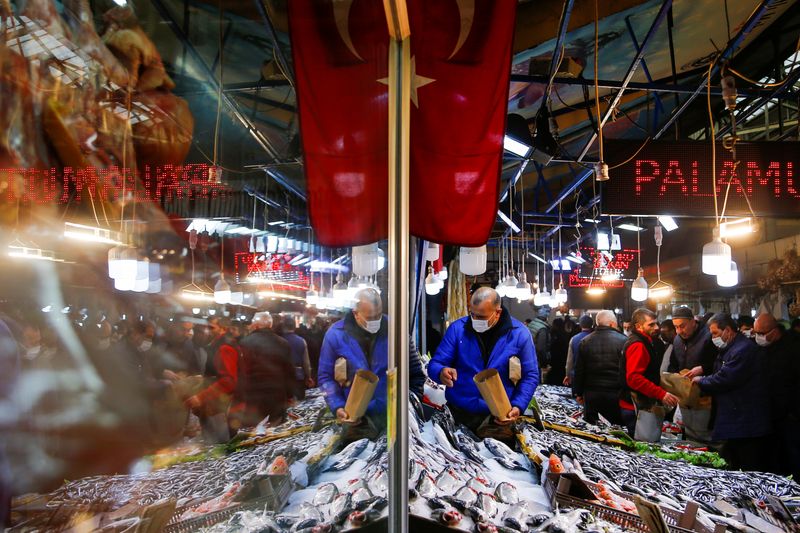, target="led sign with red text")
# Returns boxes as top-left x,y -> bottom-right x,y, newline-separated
602,141 -> 800,217
235,252 -> 309,287
0,164 -> 231,203
568,247 -> 638,289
